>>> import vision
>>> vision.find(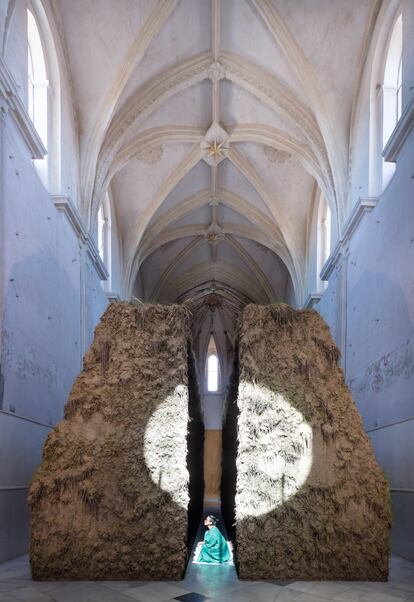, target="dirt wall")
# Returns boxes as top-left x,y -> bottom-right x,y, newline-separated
186,344 -> 204,550
234,304 -> 391,580
29,302 -> 202,580
221,353 -> 239,546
